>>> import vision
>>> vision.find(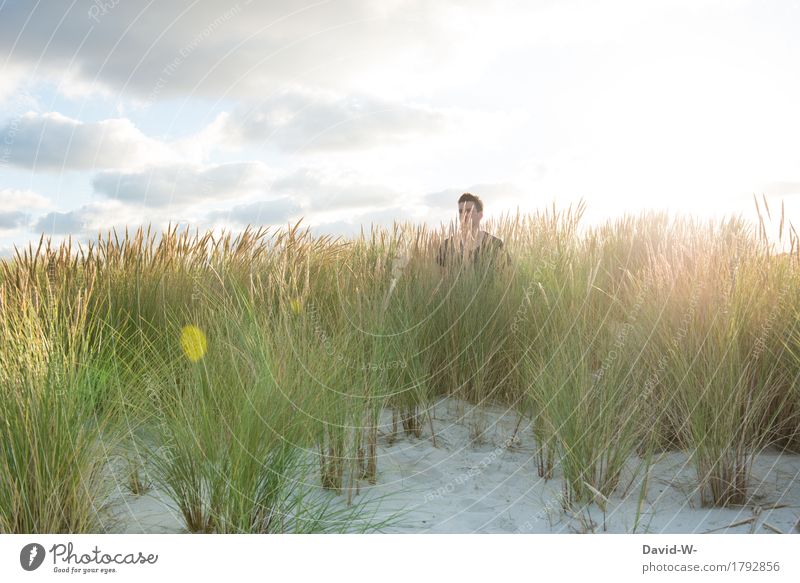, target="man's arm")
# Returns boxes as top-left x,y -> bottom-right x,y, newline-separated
492,236 -> 511,269
500,242 -> 511,269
